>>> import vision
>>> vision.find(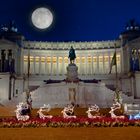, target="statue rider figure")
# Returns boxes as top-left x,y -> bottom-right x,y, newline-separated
69,46 -> 76,64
